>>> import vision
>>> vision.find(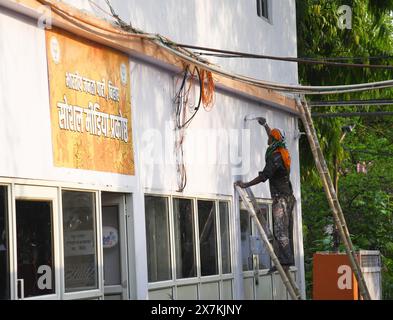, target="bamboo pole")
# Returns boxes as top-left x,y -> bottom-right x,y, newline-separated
297,98 -> 371,300
236,185 -> 302,300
